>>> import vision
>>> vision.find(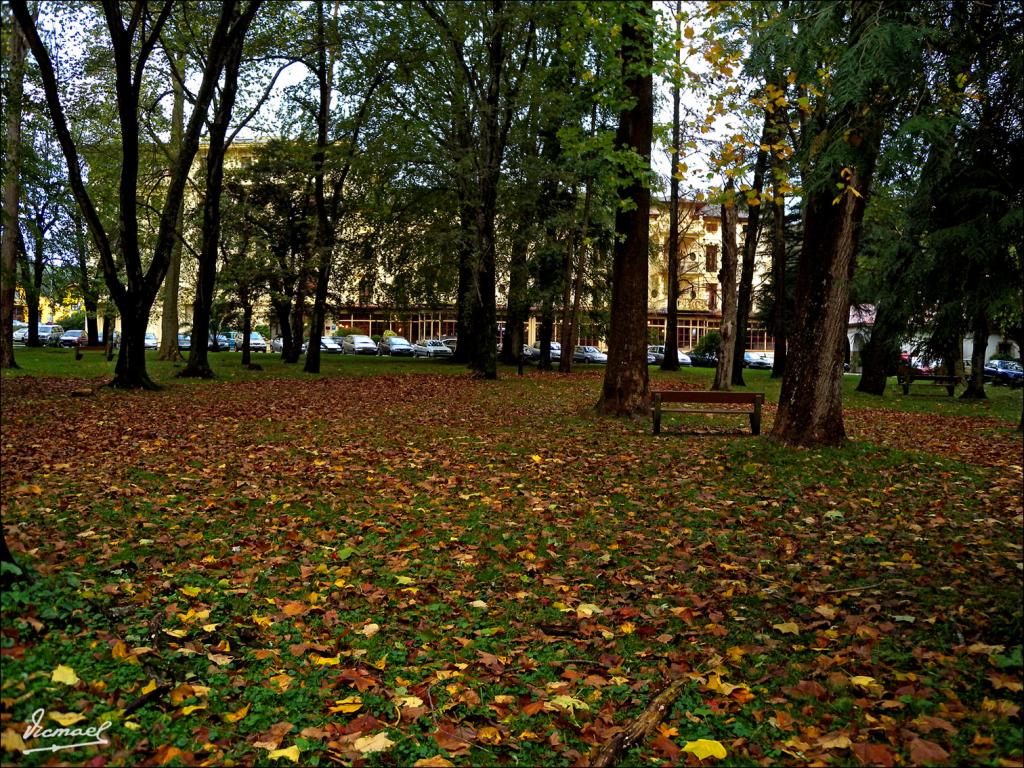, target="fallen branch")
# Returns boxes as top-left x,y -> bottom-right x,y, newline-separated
588,677 -> 689,768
